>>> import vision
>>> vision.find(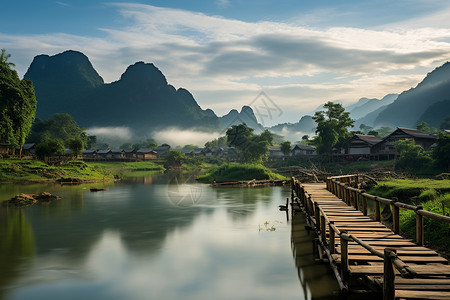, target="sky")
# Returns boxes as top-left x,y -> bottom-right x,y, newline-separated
2,0 -> 450,126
